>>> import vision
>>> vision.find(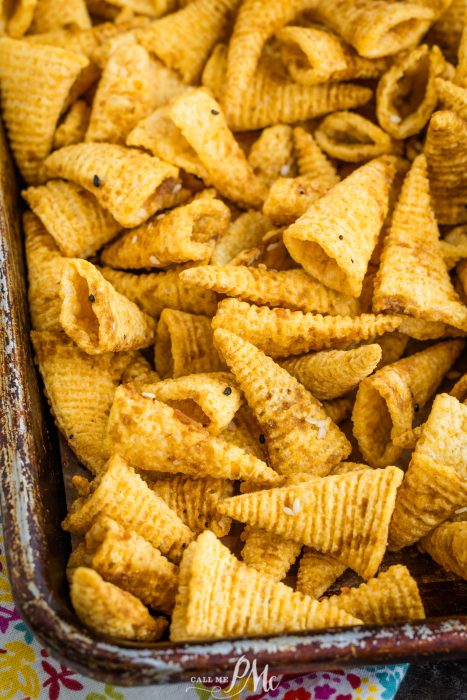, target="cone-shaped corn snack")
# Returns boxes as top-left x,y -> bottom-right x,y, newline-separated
352,340 -> 464,468
105,384 -> 280,484
142,371 -> 242,435
410,393 -> 467,479
127,105 -> 209,181
181,266 -> 360,316
377,45 -> 444,139
224,0 -> 314,104
284,157 -> 397,297
170,530 -> 360,641
216,467 -> 404,579
219,404 -> 266,460
53,100 -> 91,149
314,0 -> 434,58
435,77 -> 467,119
1,0 -> 37,37
295,127 -> 340,183
63,455 -> 194,561
60,259 -> 156,354
212,299 -> 403,357
100,265 -> 217,318
328,565 -> 425,624
214,329 -> 351,476
84,516 -> 178,613
29,0 -> 91,32
211,211 -> 273,265
429,0 -> 466,60
451,373 -> 467,401
240,524 -> 302,581
203,43 -> 372,131
247,125 -> 295,188
121,353 -> 160,386
388,454 -> 467,550
296,549 -> 347,598
150,475 -> 233,537
23,180 -> 121,258
393,426 -> 423,451
85,37 -> 161,144
169,89 -> 267,208
87,0 -> 174,19
156,309 -> 224,378
31,330 -> 134,473
0,38 -> 90,182
101,196 -> 230,269
315,112 -> 401,163
279,345 -> 382,401
136,0 -> 239,84
455,24 -> 467,86
397,316 -> 465,341
425,110 -> 467,225
41,143 -> 180,228
376,332 -> 409,367
420,520 -> 467,580
263,175 -> 334,226
229,229 -> 297,271
71,567 -> 167,640
24,212 -> 65,331
441,226 -> 467,269
374,155 -> 467,330
322,396 -> 354,424
277,26 -> 389,86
